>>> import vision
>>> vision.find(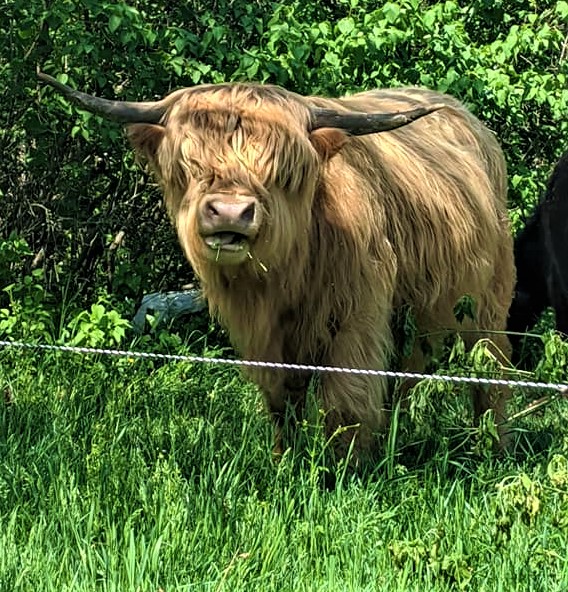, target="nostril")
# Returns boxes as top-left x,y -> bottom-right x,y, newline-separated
241,203 -> 255,223
206,202 -> 220,218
